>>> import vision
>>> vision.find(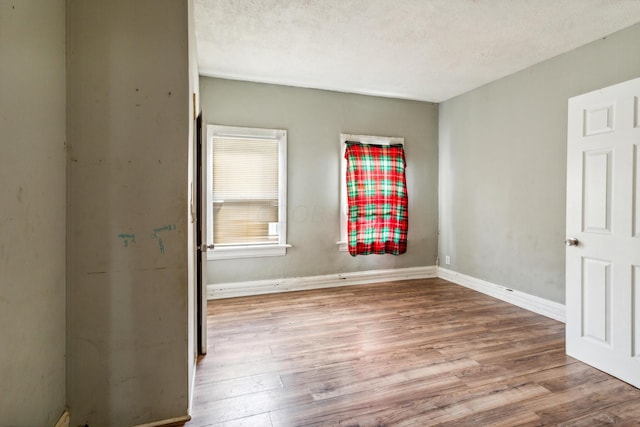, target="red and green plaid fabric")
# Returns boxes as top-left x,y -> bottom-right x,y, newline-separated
345,142 -> 408,256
